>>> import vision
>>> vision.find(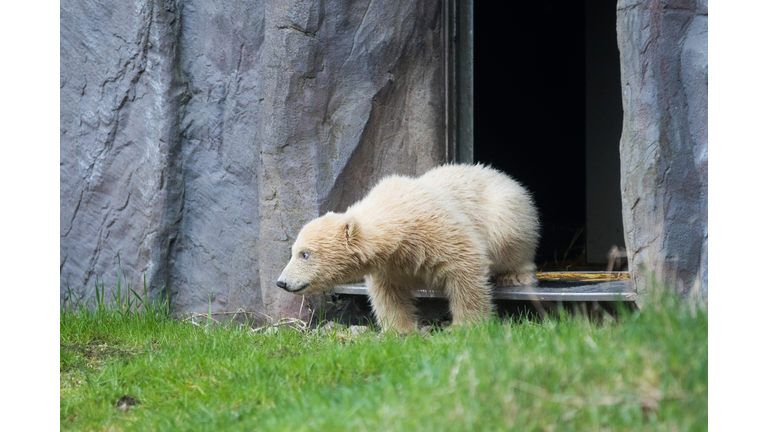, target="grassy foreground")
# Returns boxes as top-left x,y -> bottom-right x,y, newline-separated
60,291 -> 707,431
